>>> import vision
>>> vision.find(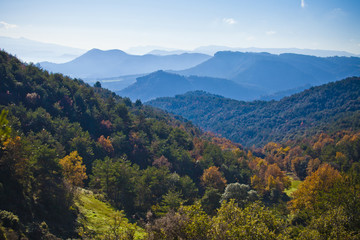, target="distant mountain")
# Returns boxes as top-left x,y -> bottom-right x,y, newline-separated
178,51 -> 360,93
148,77 -> 360,147
0,36 -> 86,63
127,45 -> 359,57
117,70 -> 263,102
39,48 -> 211,79
192,45 -> 360,57
147,49 -> 188,56
126,45 -> 186,55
